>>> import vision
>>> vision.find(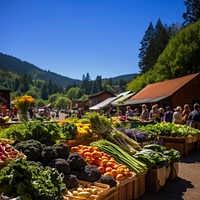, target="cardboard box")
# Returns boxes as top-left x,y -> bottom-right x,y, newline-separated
169,162 -> 179,180
145,166 -> 166,192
